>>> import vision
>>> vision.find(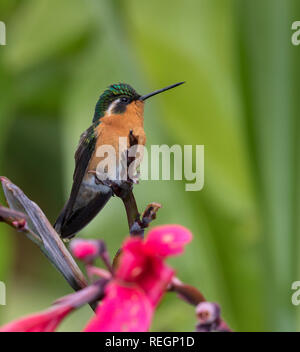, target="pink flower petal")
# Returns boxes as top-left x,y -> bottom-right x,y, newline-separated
84,282 -> 153,332
116,238 -> 146,282
122,237 -> 144,254
145,225 -> 193,257
136,258 -> 174,306
0,305 -> 72,332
